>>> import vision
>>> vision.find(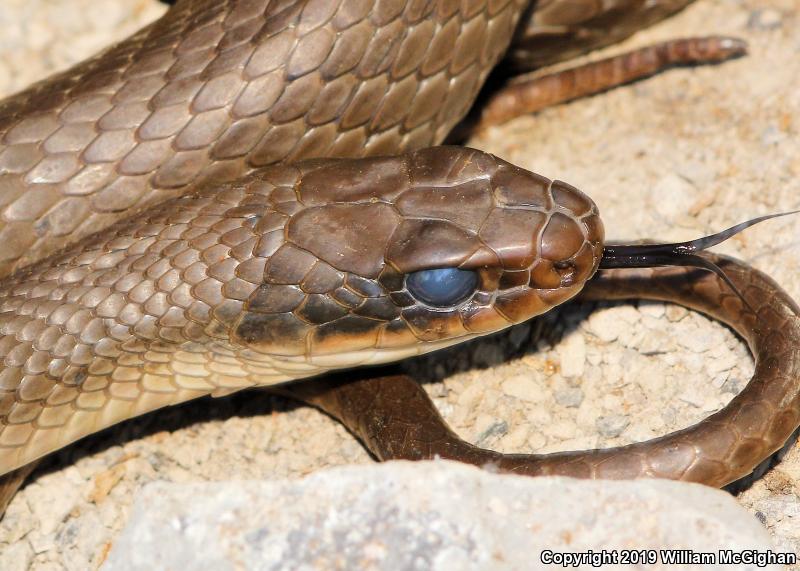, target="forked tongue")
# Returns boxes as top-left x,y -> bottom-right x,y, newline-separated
599,211 -> 799,307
